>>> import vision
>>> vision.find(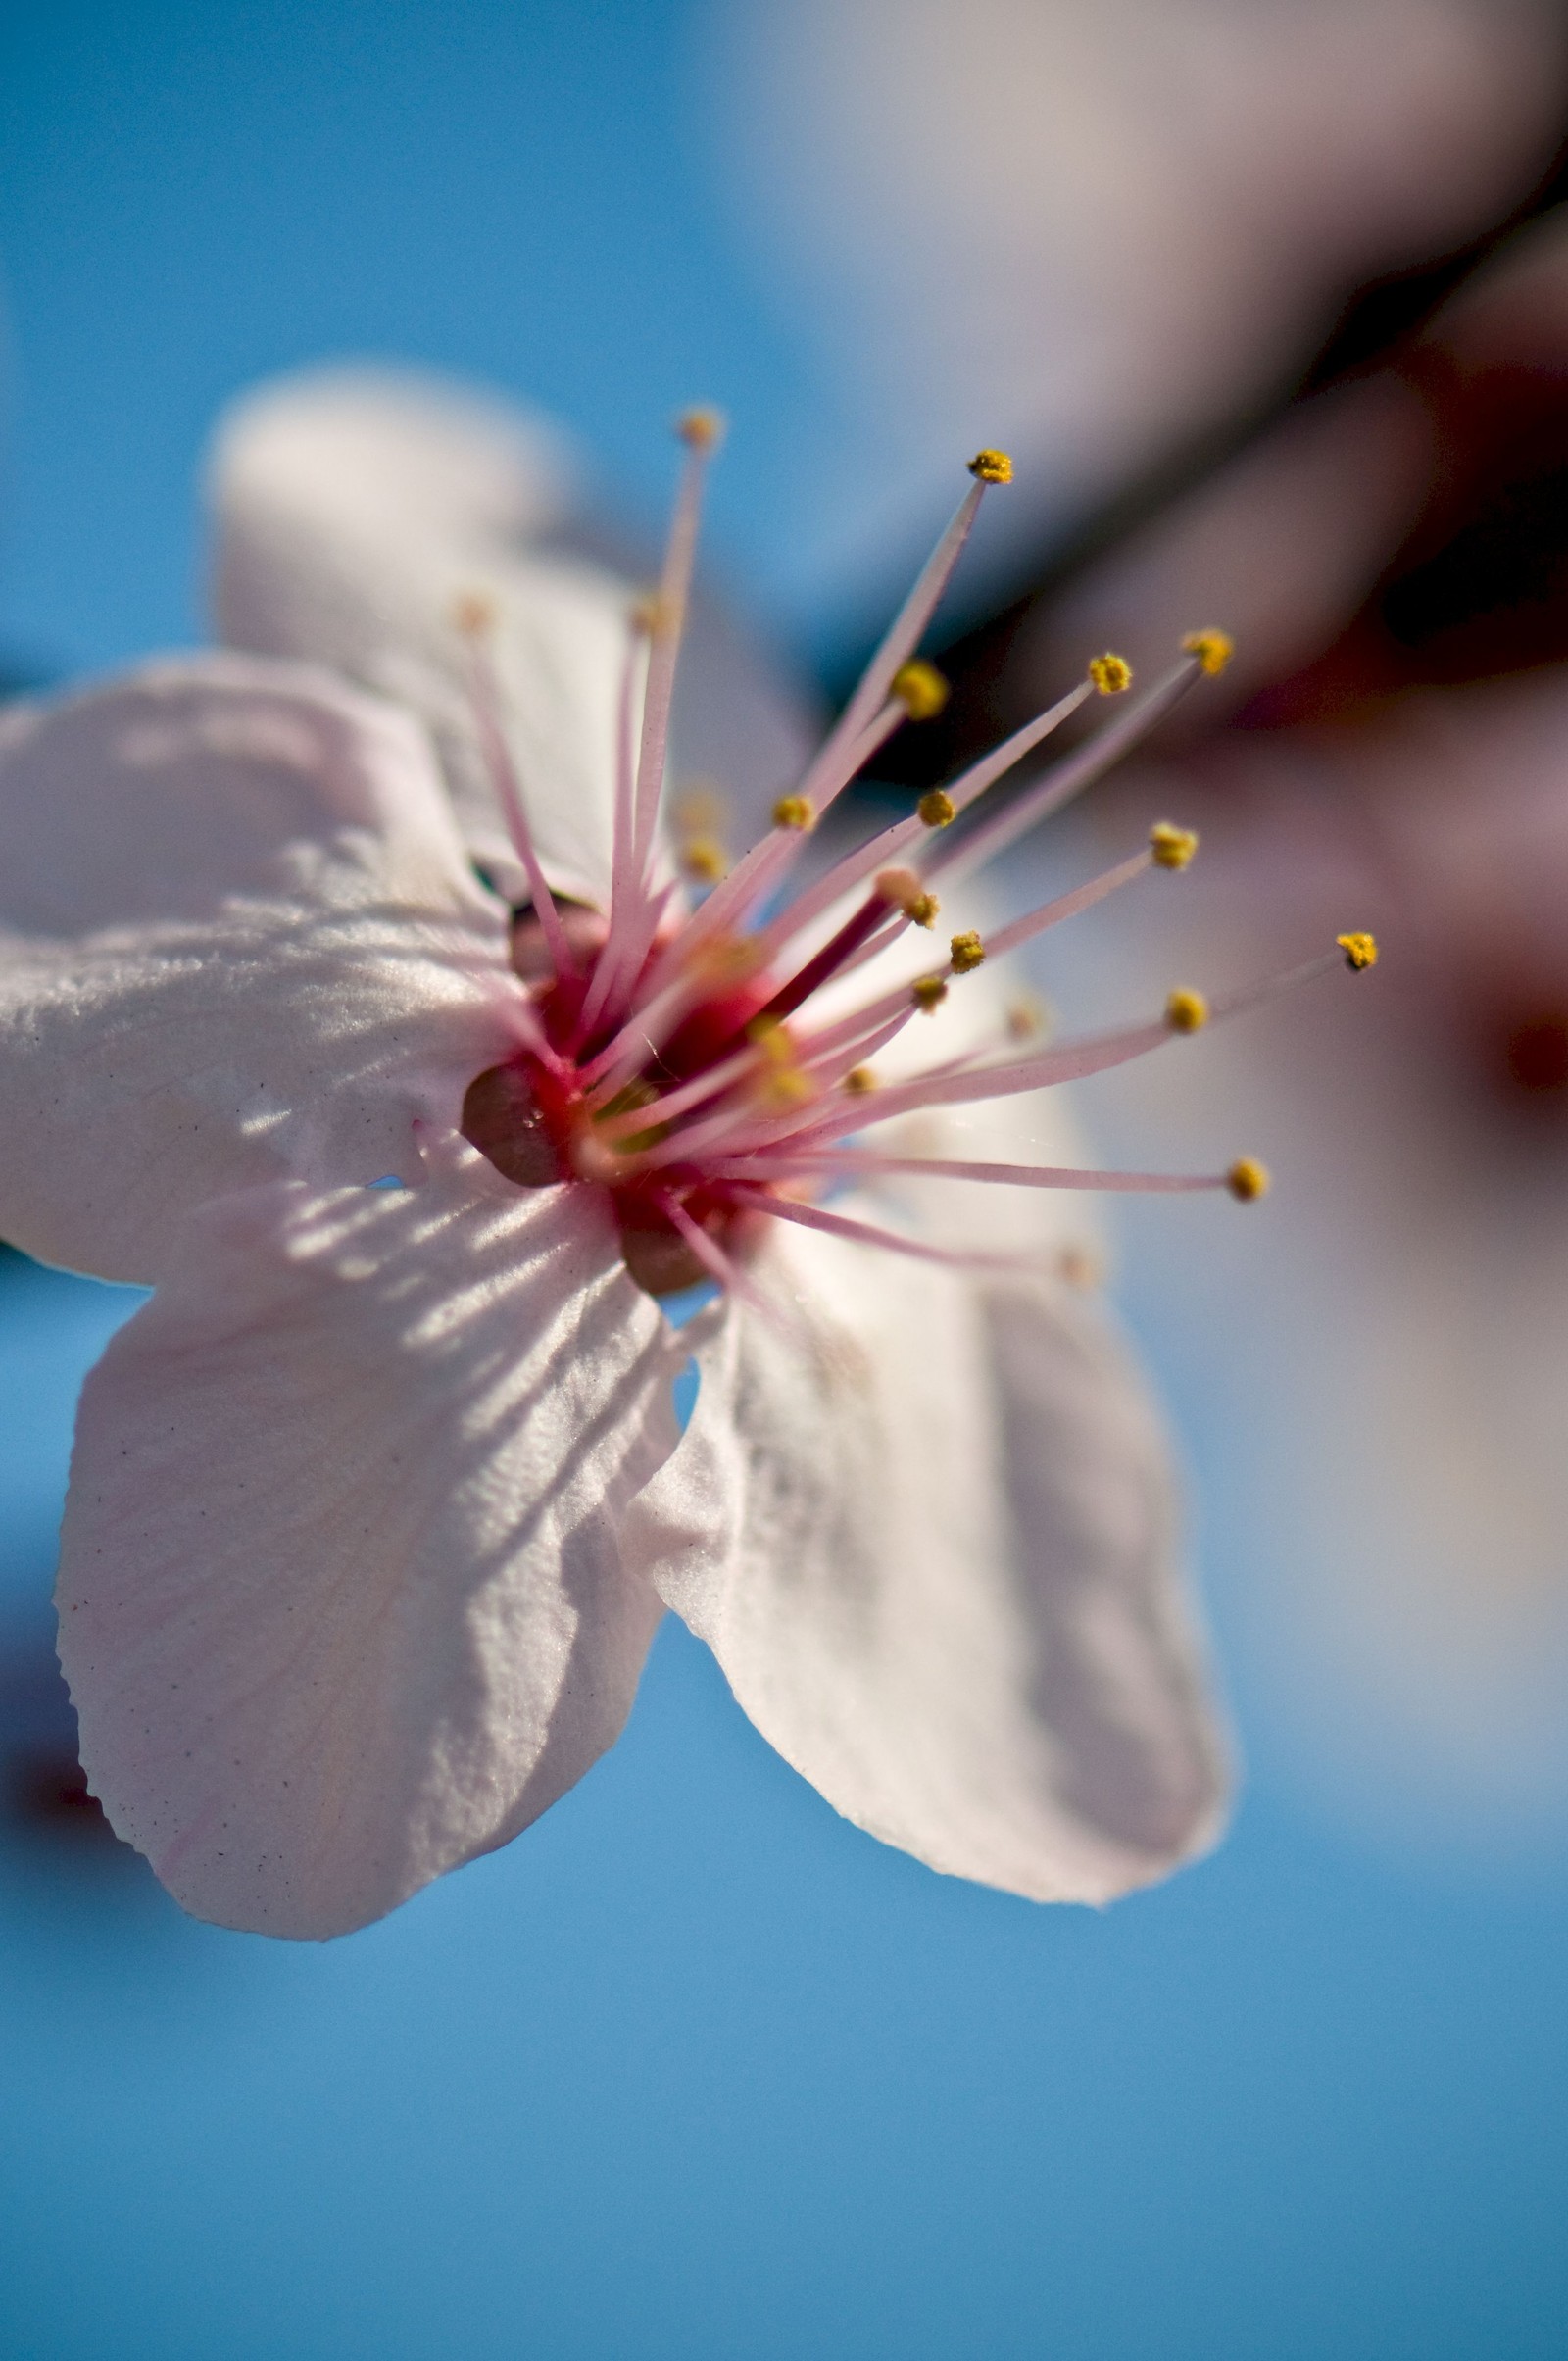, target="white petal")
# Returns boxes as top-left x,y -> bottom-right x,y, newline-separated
637,1213 -> 1228,1903
0,657 -> 521,1281
57,1162 -> 675,1939
208,367 -> 817,904
210,368 -> 628,908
